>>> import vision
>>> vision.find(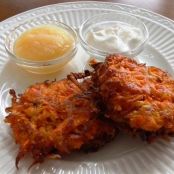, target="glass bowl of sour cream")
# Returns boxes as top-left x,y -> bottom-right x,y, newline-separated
79,12 -> 149,60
